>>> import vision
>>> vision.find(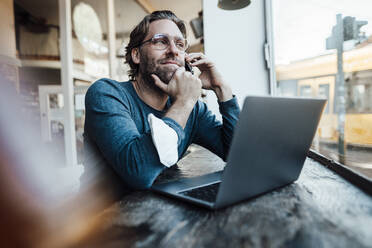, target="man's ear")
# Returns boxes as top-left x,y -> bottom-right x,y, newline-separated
131,48 -> 140,64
